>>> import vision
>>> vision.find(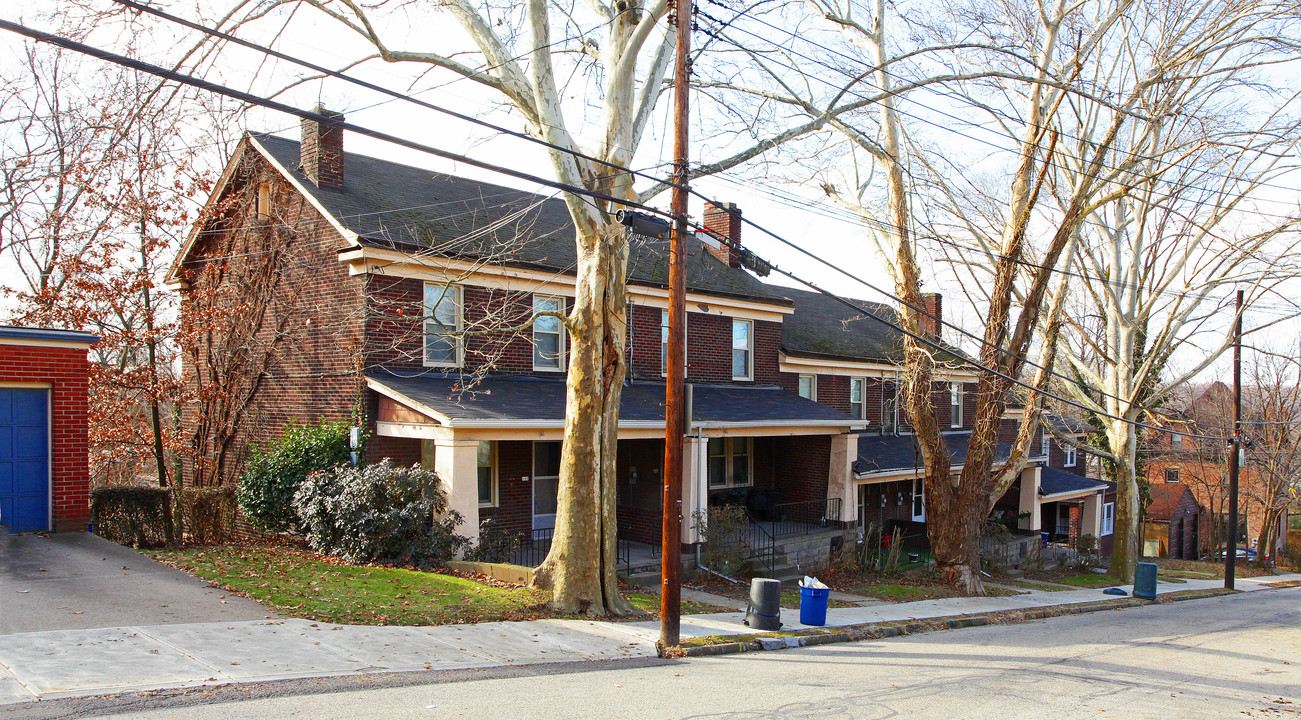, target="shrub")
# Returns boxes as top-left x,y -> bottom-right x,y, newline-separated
693,504 -> 754,577
236,421 -> 352,534
293,459 -> 466,564
91,486 -> 174,548
180,486 -> 238,544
